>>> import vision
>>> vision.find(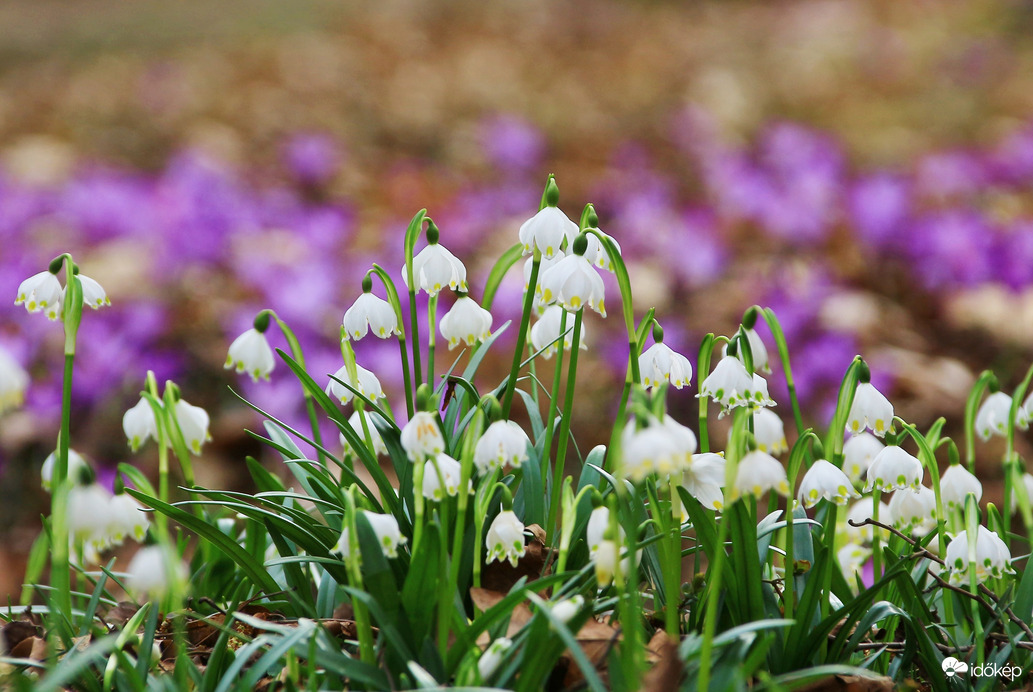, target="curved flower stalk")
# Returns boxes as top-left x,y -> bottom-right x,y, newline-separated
975,391 -> 1028,440
797,459 -> 860,507
0,346 -> 29,414
439,294 -> 493,349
